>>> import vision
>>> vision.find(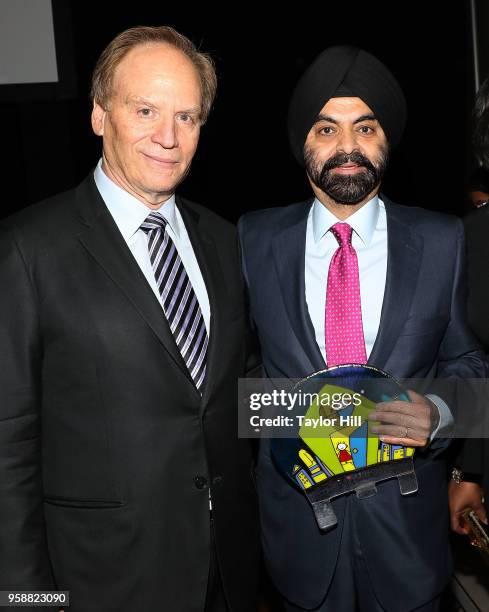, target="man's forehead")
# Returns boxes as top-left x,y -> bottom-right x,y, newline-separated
120,42 -> 189,67
109,43 -> 201,106
317,96 -> 376,119
113,43 -> 199,87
